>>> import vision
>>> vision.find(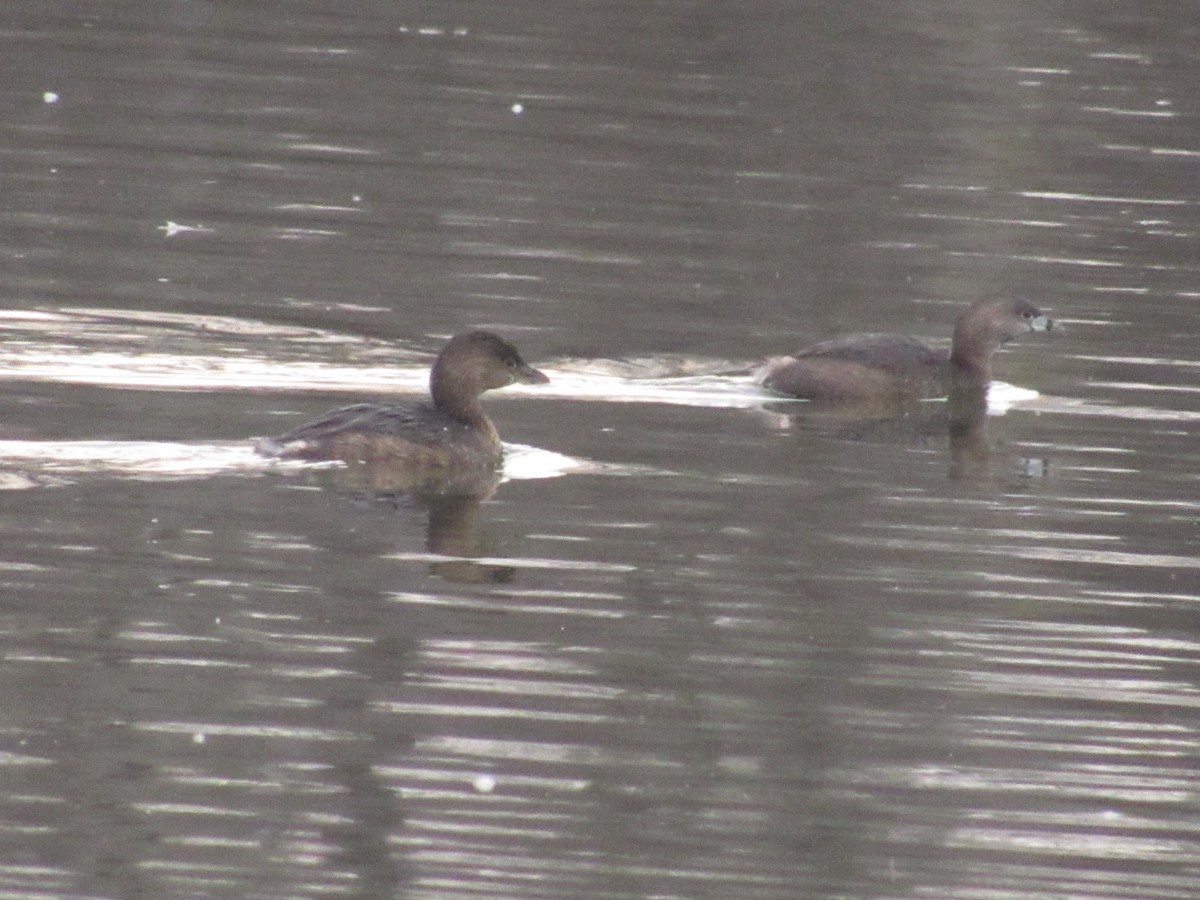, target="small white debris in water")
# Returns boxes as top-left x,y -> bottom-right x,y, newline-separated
473,774 -> 496,793
43,91 -> 59,104
193,732 -> 206,745
398,25 -> 467,37
160,221 -> 208,237
511,102 -> 524,115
